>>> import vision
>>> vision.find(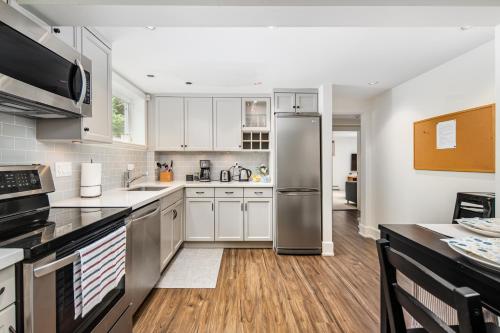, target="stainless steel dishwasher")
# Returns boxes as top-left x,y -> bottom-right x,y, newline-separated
125,200 -> 161,315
